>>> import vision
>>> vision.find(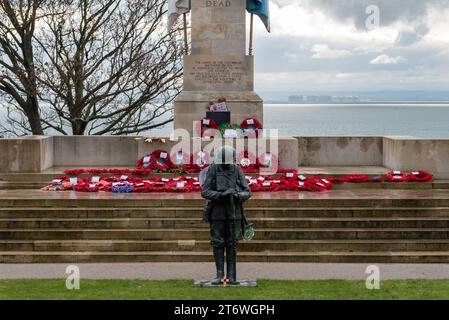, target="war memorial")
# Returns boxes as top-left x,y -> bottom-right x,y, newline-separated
1,0 -> 449,285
